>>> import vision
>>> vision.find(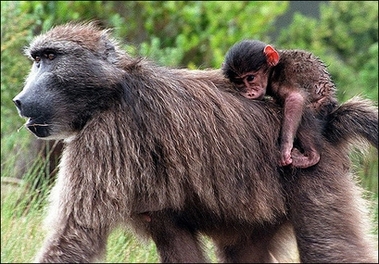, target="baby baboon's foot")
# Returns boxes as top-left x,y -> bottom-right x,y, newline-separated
291,148 -> 320,168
